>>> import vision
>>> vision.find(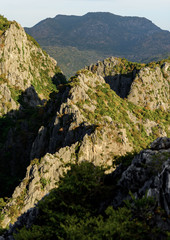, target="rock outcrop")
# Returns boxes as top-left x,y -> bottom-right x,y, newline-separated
0,17 -> 66,199
87,57 -> 170,110
0,19 -> 61,116
0,67 -> 169,227
0,17 -> 169,234
109,137 -> 170,215
128,63 -> 170,110
1,137 -> 170,239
